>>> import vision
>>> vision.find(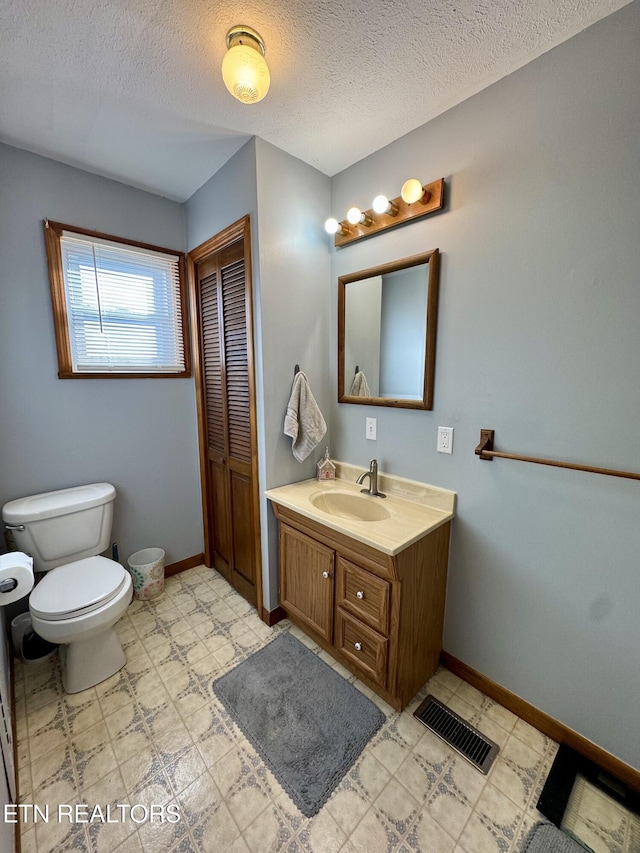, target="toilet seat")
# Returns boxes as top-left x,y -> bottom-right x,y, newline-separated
30,556 -> 128,621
